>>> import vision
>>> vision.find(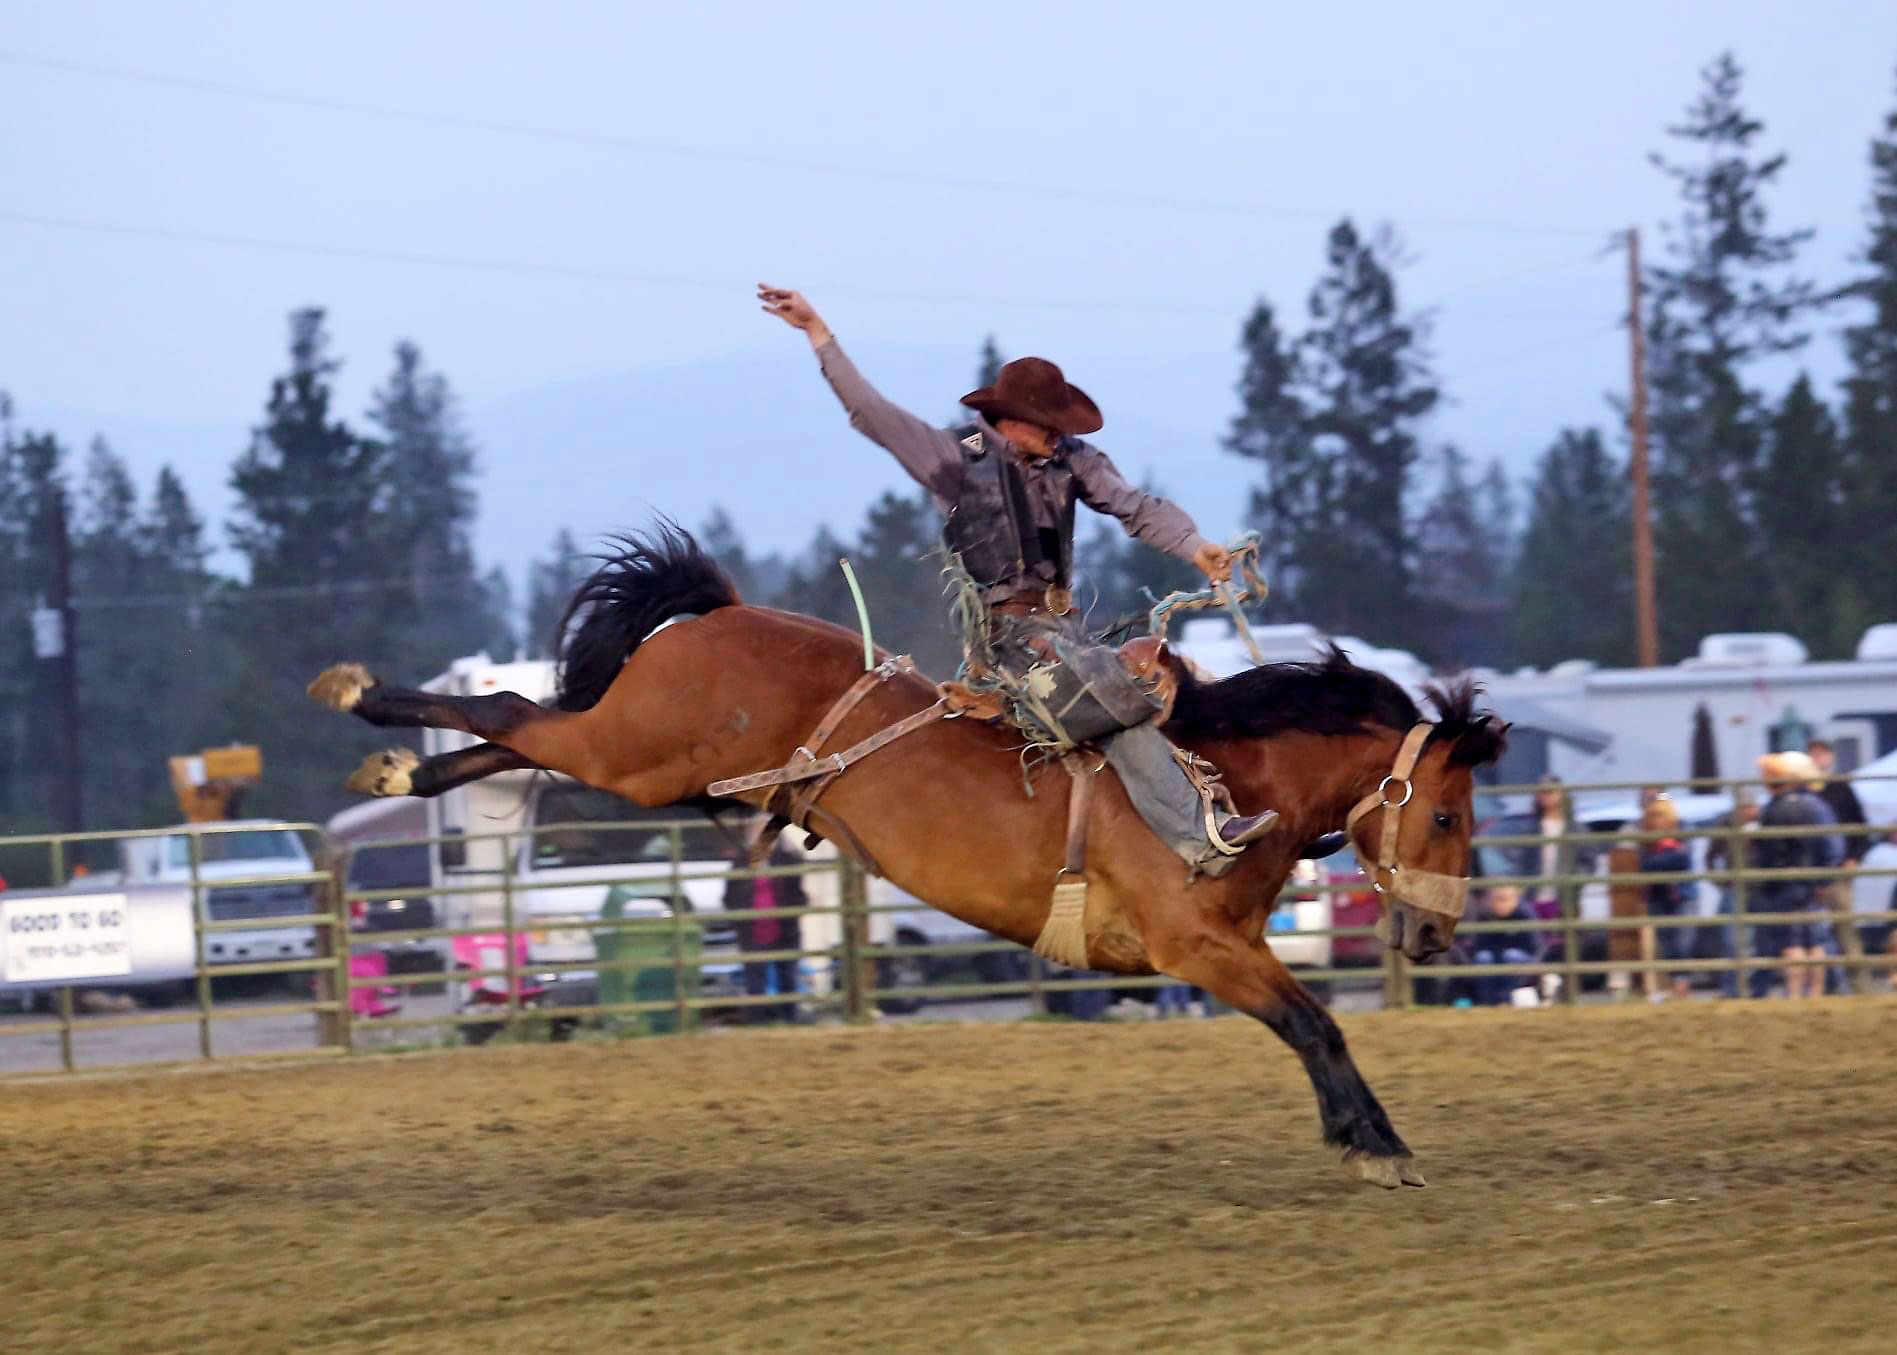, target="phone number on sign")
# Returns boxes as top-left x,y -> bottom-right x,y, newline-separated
3,895 -> 135,983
